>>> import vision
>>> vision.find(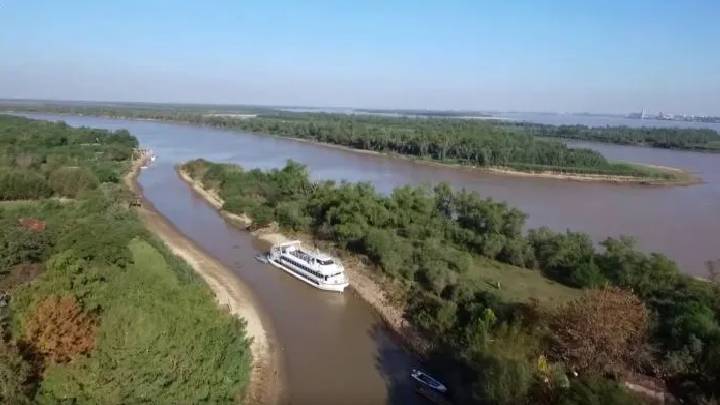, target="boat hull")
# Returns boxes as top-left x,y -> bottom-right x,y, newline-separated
411,370 -> 447,393
268,258 -> 348,292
